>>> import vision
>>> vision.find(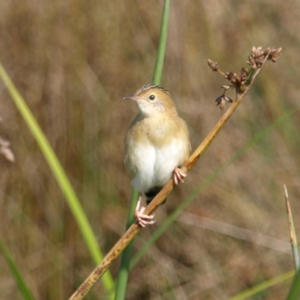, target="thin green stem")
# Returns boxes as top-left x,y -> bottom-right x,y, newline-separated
114,1 -> 170,299
284,185 -> 300,271
152,0 -> 170,85
229,270 -> 294,300
0,239 -> 35,300
287,269 -> 300,300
